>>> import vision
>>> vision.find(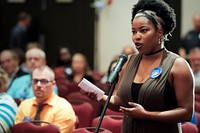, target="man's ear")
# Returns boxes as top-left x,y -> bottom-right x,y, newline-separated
52,80 -> 56,86
43,60 -> 47,65
16,58 -> 20,65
